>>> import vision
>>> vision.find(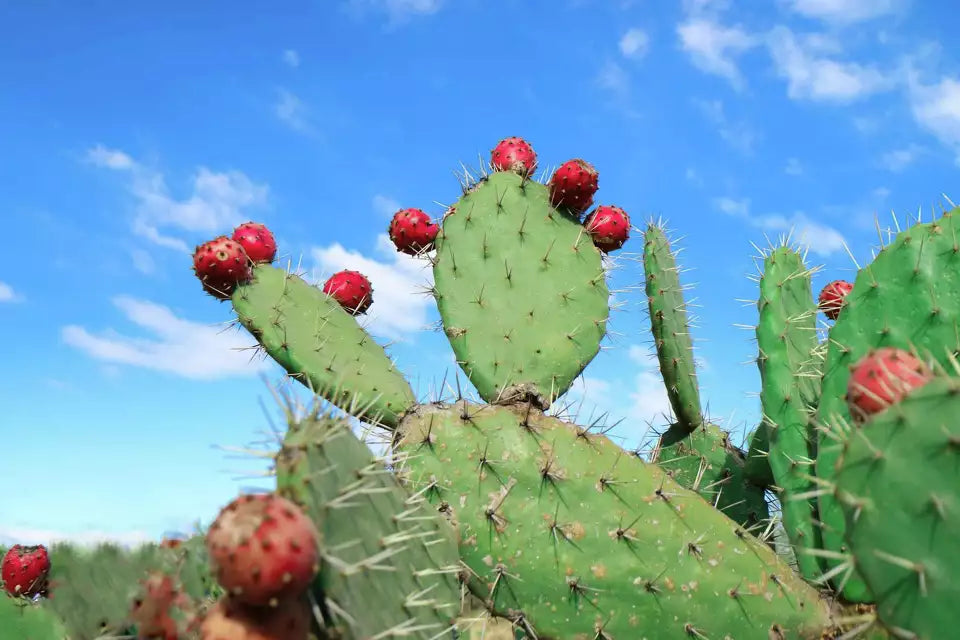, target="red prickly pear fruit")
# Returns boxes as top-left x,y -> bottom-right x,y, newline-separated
818,279 -> 853,320
548,159 -> 599,215
192,236 -> 253,300
388,208 -> 439,256
322,270 -> 373,315
231,222 -> 277,264
205,493 -> 320,607
490,136 -> 538,175
198,595 -> 311,640
846,347 -> 933,422
1,544 -> 50,598
583,205 -> 630,253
